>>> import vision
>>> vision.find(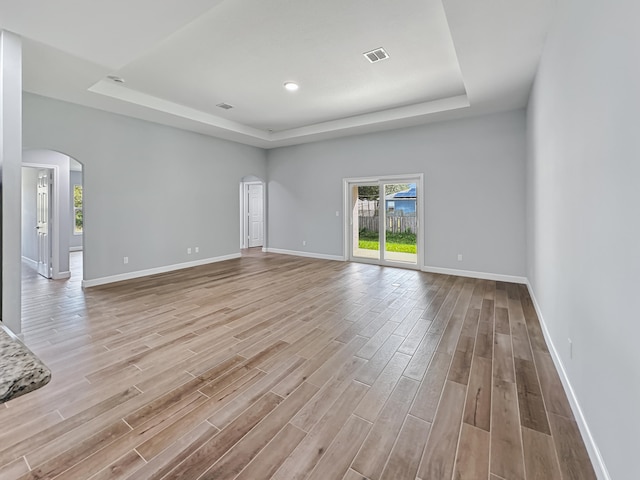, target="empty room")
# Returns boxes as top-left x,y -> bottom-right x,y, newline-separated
0,0 -> 636,479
